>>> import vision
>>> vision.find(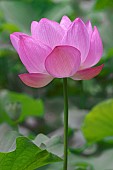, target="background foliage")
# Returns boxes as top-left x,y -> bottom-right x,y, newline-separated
0,0 -> 113,170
